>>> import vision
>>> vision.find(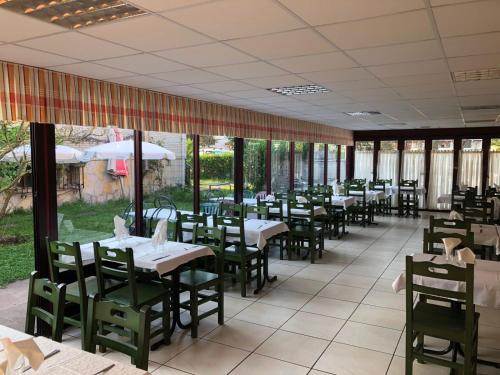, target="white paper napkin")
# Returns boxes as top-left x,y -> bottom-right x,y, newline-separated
113,215 -> 128,240
442,237 -> 462,258
457,247 -> 476,264
265,195 -> 275,202
152,219 -> 168,246
448,210 -> 464,221
297,196 -> 308,204
0,337 -> 44,375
